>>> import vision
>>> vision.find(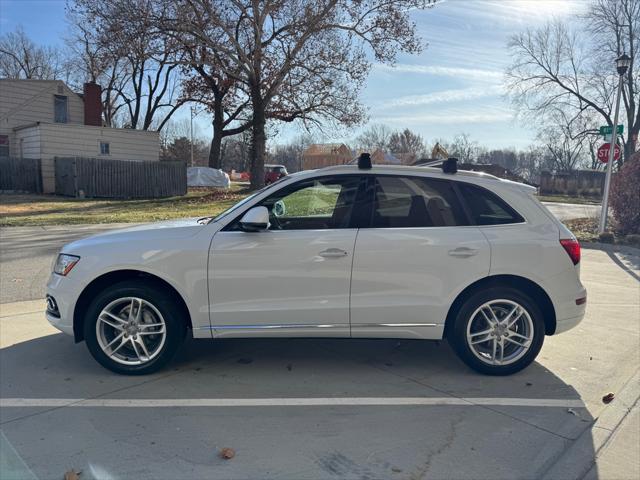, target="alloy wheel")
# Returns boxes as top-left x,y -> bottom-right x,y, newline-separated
465,299 -> 534,366
96,297 -> 167,366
